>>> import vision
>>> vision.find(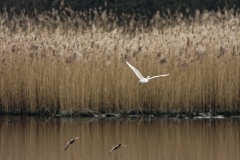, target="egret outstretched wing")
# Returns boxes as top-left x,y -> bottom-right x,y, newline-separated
126,61 -> 144,80
149,74 -> 170,80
